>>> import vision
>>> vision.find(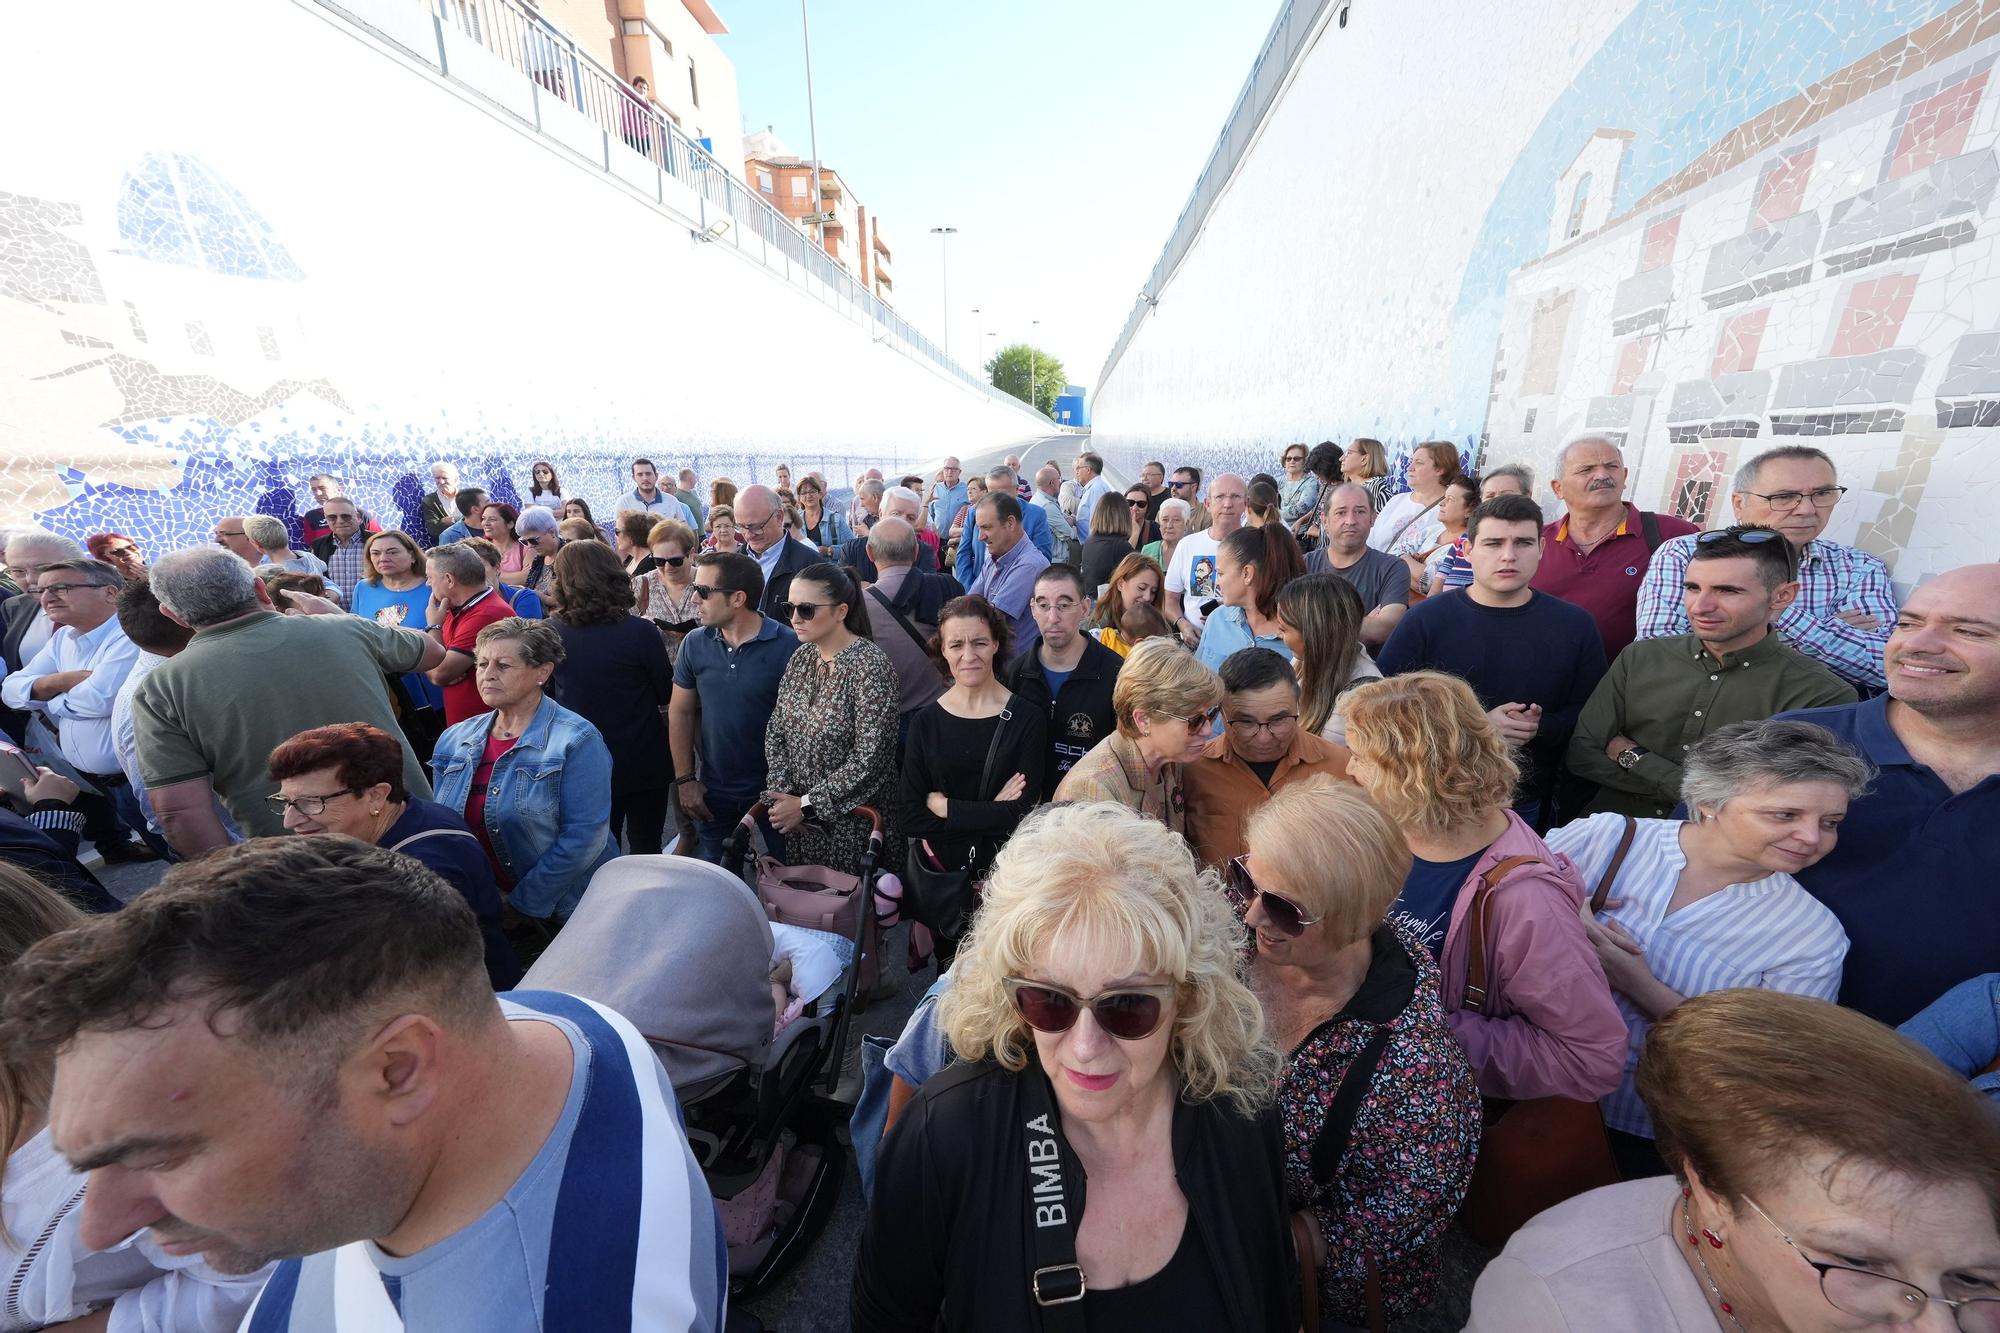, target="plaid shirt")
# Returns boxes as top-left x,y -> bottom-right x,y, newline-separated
323,532 -> 369,604
1634,534 -> 1897,691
